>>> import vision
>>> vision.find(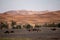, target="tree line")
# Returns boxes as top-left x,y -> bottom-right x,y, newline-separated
0,20 -> 60,30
